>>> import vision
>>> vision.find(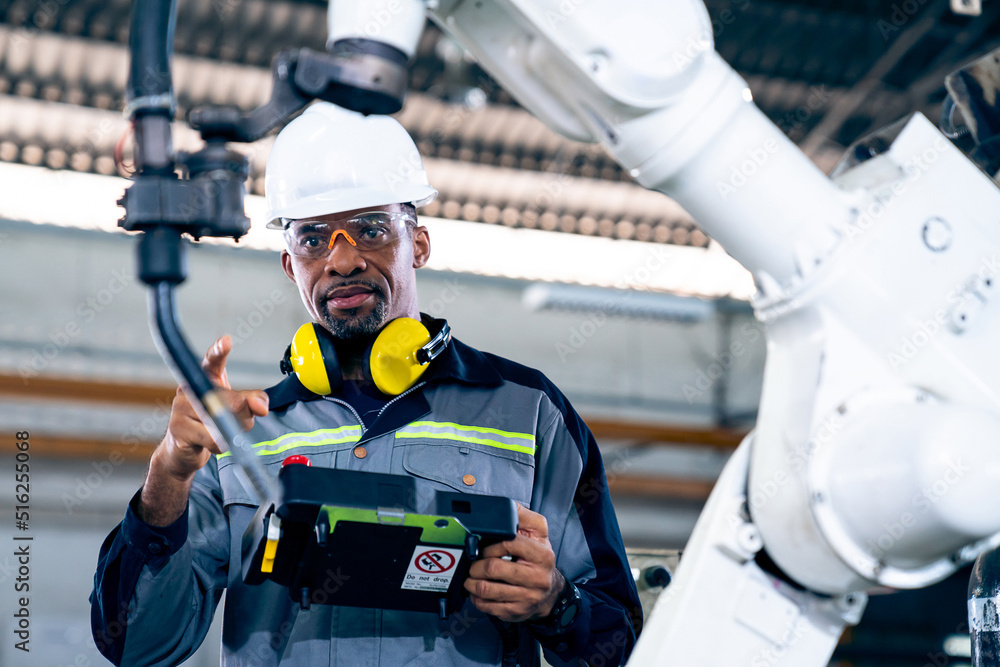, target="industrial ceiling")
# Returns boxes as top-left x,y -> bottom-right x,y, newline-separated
0,0 -> 996,248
